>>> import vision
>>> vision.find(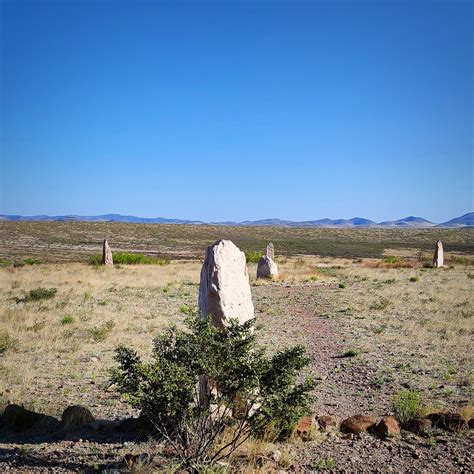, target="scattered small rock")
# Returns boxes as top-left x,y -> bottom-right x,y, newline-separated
295,416 -> 315,439
428,412 -> 467,432
0,404 -> 59,432
61,405 -> 95,431
340,414 -> 377,434
270,449 -> 282,462
405,417 -> 432,435
375,416 -> 400,438
317,415 -> 337,431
